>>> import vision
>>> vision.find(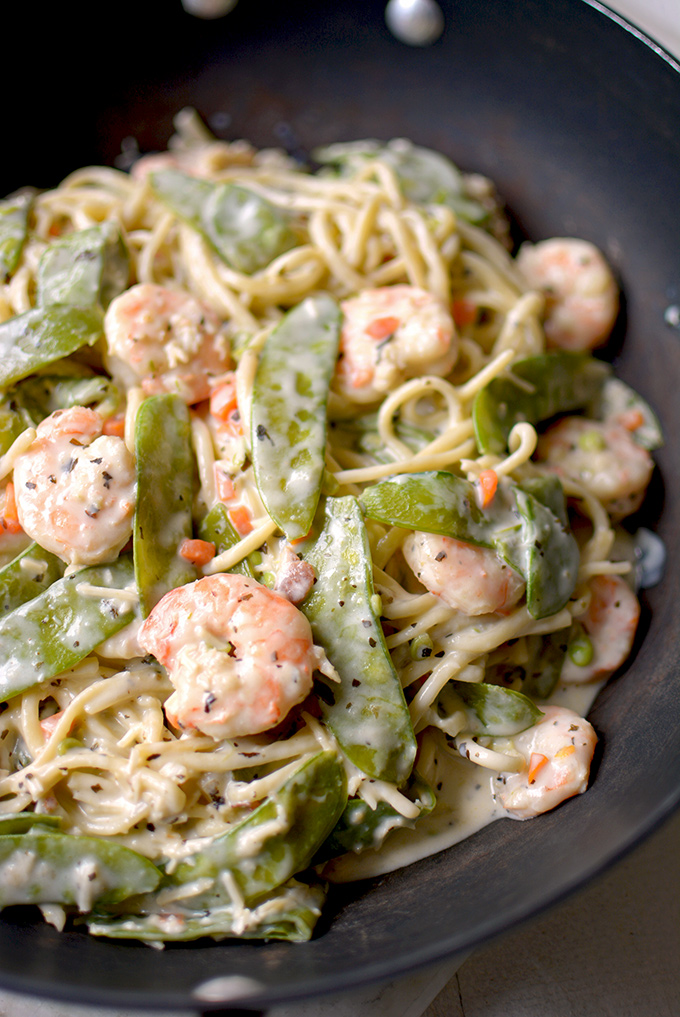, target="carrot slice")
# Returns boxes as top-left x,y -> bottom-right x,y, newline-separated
451,299 -> 478,327
527,752 -> 549,784
366,316 -> 400,340
102,415 -> 126,438
179,538 -> 216,567
477,469 -> 498,508
228,505 -> 253,536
